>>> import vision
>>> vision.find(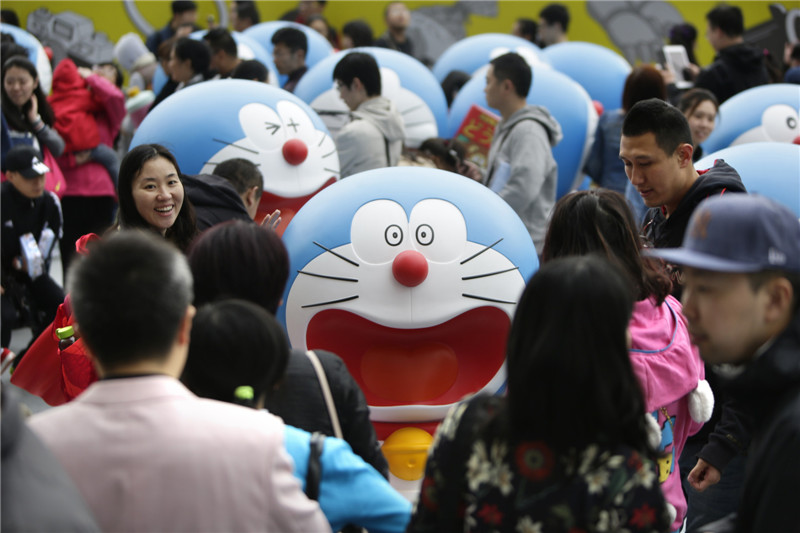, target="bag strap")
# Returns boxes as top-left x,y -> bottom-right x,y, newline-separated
305,431 -> 326,501
485,116 -> 549,187
305,350 -> 343,439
